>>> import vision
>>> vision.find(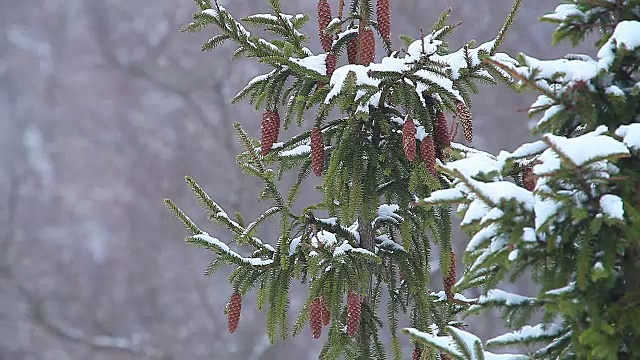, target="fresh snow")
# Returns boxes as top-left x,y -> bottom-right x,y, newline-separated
403,328 -> 463,358
376,204 -> 403,222
605,85 -> 624,96
333,240 -> 375,257
600,194 -> 624,220
290,54 -> 327,75
430,291 -> 477,303
598,21 -> 640,69
479,289 -> 535,306
537,105 -> 564,126
545,282 -> 575,296
616,123 -> 640,151
535,130 -> 629,173
312,230 -> 338,248
444,154 -> 502,178
466,224 -> 499,253
193,233 -> 274,266
280,144 -> 311,157
522,227 -> 537,243
542,4 -> 585,22
487,323 -> 563,345
420,188 -> 465,204
289,236 -> 302,255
